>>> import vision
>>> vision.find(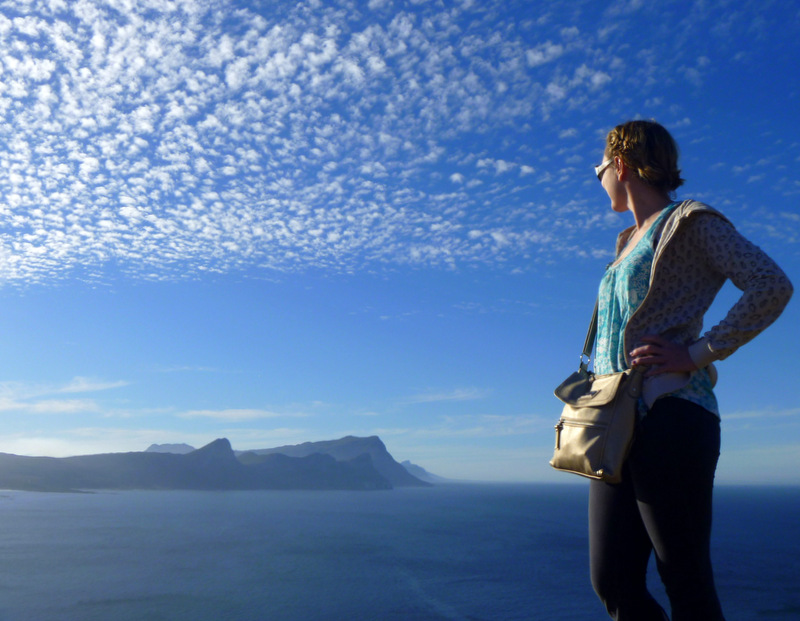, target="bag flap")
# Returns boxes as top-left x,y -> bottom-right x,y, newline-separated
554,370 -> 627,406
554,369 -> 591,403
